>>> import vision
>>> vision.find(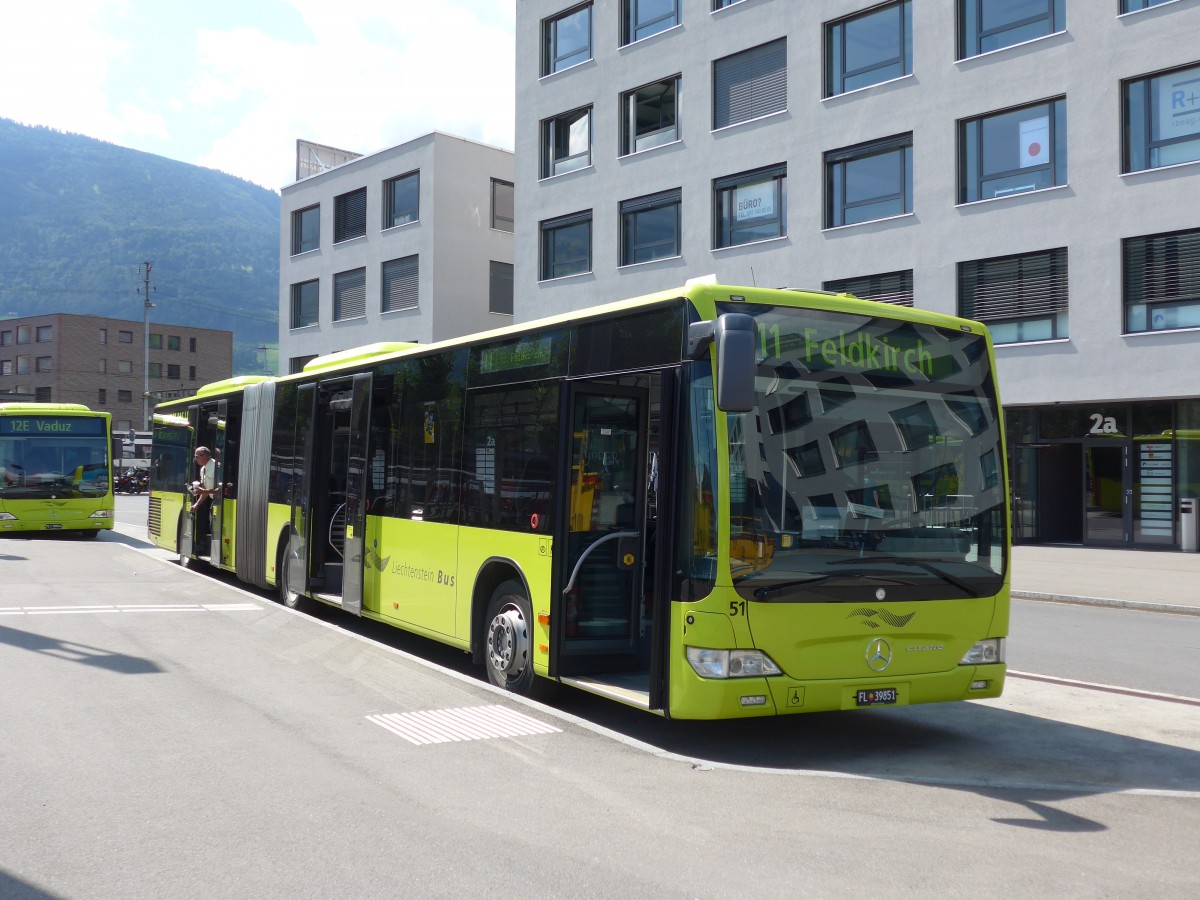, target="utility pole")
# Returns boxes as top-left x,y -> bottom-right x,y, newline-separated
140,261 -> 153,431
